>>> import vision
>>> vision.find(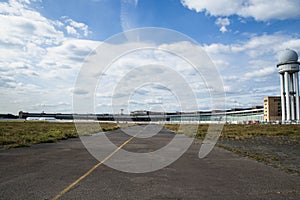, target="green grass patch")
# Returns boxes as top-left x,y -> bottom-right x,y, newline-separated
0,121 -> 120,149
